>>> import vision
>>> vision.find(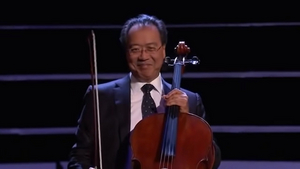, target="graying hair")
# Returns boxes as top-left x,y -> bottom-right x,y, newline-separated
119,14 -> 168,48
